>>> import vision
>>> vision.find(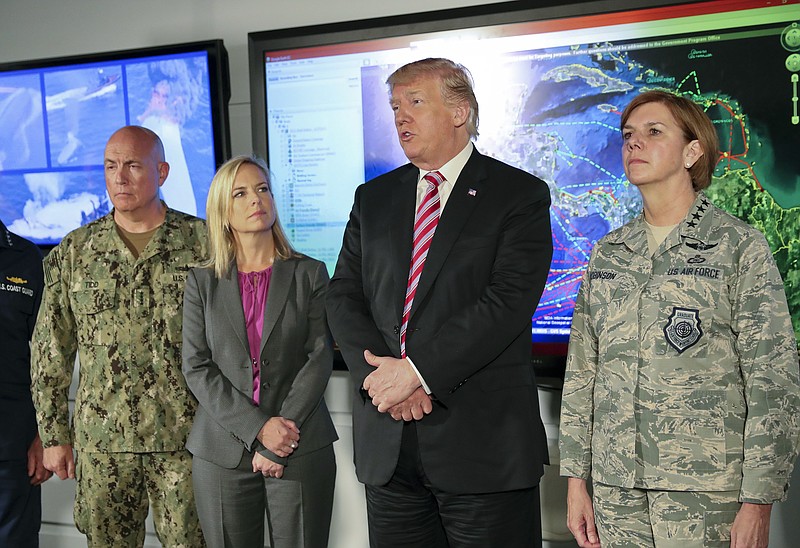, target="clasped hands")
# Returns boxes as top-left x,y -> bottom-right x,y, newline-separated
253,416 -> 299,479
362,349 -> 433,421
